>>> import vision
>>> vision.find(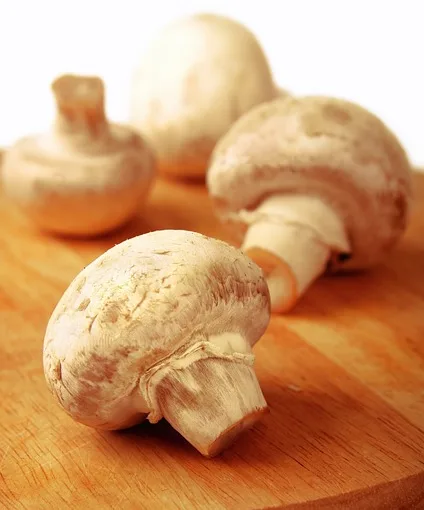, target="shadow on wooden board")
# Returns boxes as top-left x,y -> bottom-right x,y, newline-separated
262,470 -> 424,509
